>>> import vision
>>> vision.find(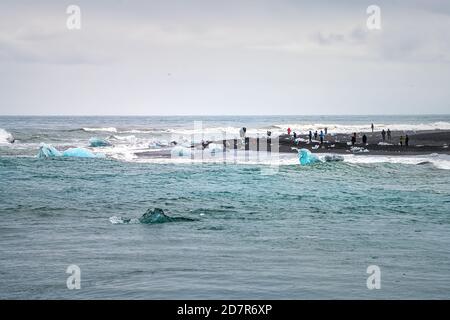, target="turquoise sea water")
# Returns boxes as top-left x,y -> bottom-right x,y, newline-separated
0,116 -> 449,299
